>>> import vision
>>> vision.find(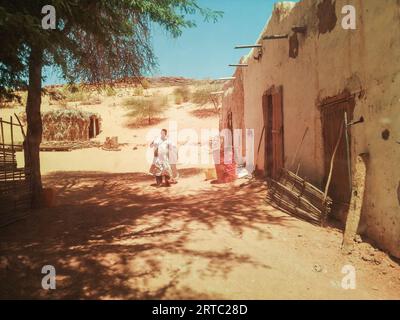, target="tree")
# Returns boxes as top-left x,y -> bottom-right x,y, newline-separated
0,0 -> 222,207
